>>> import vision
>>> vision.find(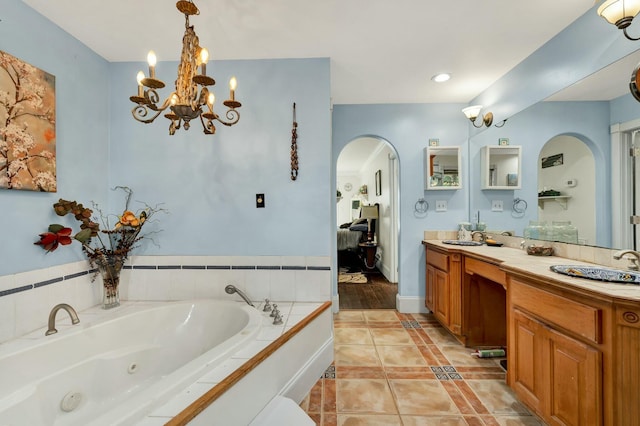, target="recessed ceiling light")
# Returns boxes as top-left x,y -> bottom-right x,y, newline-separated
431,73 -> 451,83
